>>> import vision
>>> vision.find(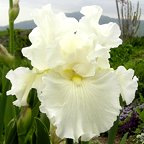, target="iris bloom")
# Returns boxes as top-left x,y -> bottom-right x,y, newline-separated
6,5 -> 138,142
